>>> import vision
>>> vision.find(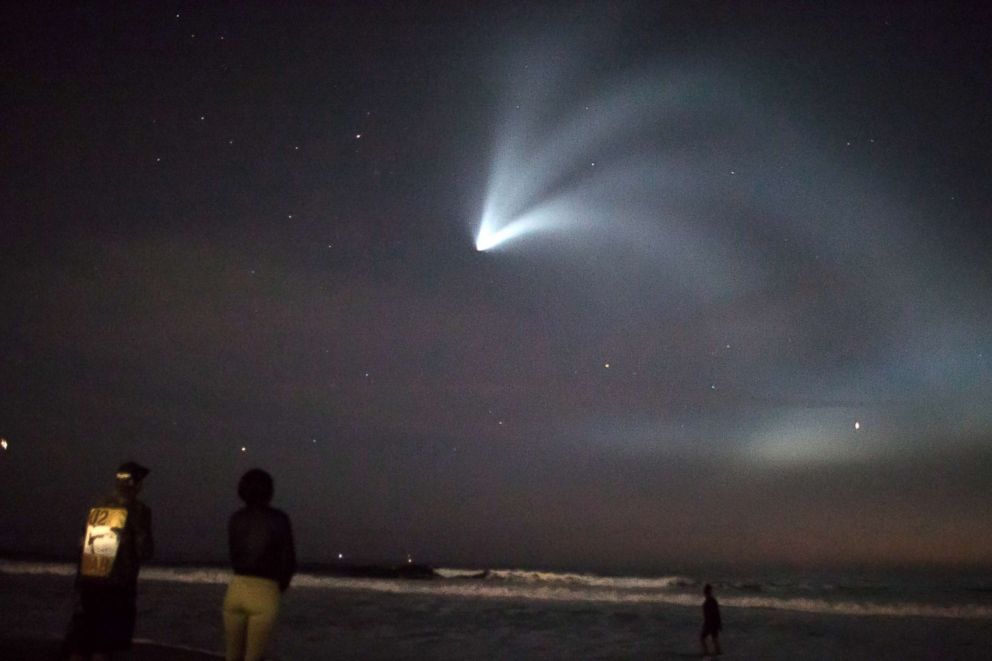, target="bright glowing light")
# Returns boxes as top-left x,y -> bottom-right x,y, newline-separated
240,446 -> 247,452
337,553 -> 344,559
854,421 -> 861,430
0,438 -> 7,450
475,216 -> 538,251
475,203 -> 569,251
